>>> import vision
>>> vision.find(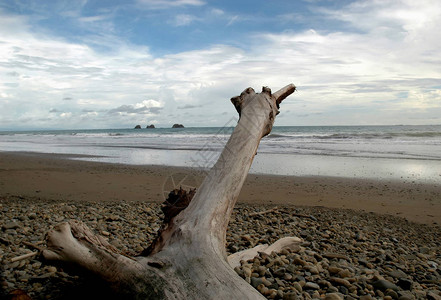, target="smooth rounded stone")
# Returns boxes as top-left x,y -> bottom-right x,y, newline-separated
61,205 -> 74,212
311,290 -> 321,298
251,277 -> 264,288
284,273 -> 293,281
257,284 -> 268,295
307,266 -> 319,275
397,291 -> 415,300
101,230 -> 110,236
3,221 -> 20,230
243,266 -> 252,278
337,269 -> 352,278
427,261 -> 438,269
387,269 -> 408,279
286,265 -> 297,274
293,258 -> 308,267
55,216 -> 64,222
4,229 -> 17,235
397,278 -> 413,290
385,289 -> 399,299
372,279 -> 399,291
359,295 -> 374,300
283,292 -> 299,300
304,282 -> 320,290
338,286 -> 349,295
358,259 -> 374,269
274,267 -> 287,277
419,246 -> 430,254
275,278 -> 285,288
328,266 -> 343,275
427,291 -> 441,300
263,277 -> 274,287
28,213 -> 37,220
324,293 -> 344,300
293,282 -> 303,293
31,262 -> 42,269
267,289 -> 278,298
329,277 -> 351,288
